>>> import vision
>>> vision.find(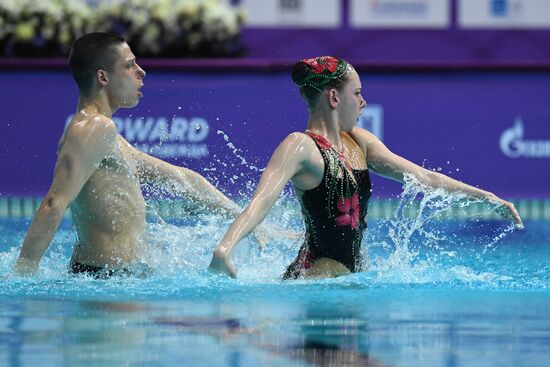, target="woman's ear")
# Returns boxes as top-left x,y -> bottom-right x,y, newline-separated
328,89 -> 339,109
